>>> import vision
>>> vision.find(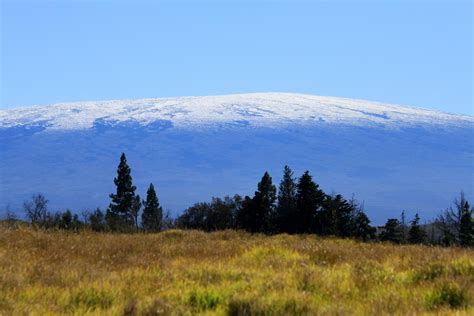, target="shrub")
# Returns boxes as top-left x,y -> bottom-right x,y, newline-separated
188,289 -> 222,311
425,282 -> 469,310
